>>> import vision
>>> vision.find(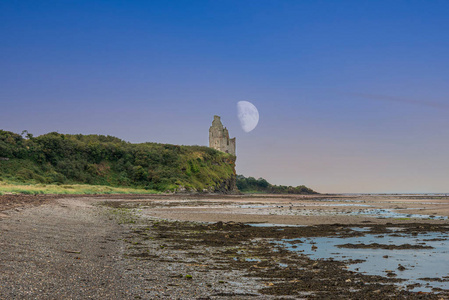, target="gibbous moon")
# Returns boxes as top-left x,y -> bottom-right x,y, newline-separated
237,101 -> 259,132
